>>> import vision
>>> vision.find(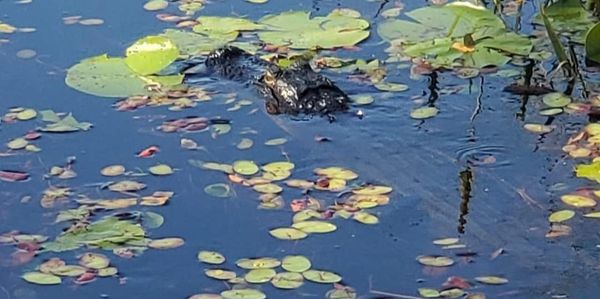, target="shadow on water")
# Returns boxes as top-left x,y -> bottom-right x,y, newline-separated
0,0 -> 600,299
